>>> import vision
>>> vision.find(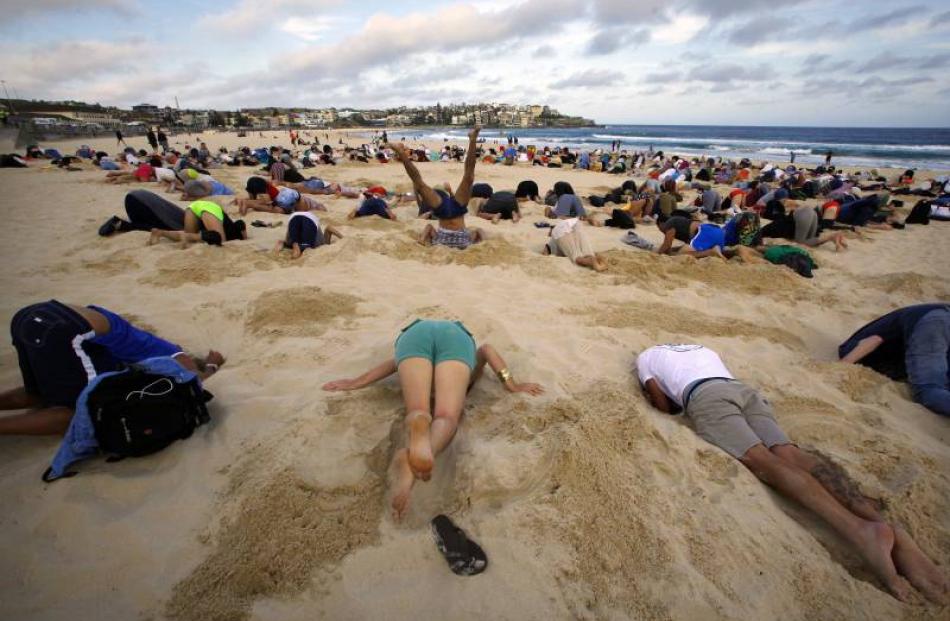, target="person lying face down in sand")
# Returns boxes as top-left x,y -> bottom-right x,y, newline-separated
347,188 -> 399,221
148,200 -> 247,248
839,303 -> 950,417
272,203 -> 343,260
322,319 -> 544,520
387,128 -> 483,248
0,301 -> 224,436
542,217 -> 607,272
636,344 -> 948,604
